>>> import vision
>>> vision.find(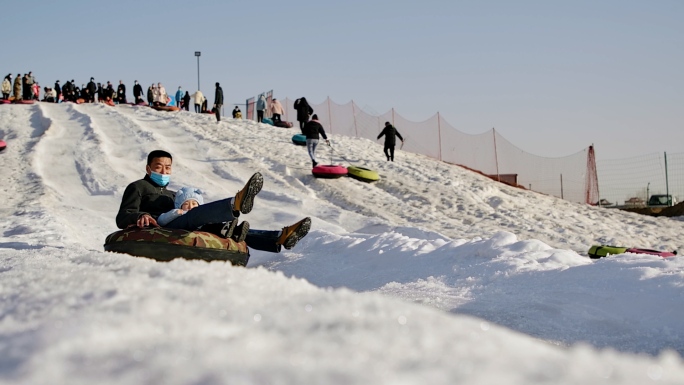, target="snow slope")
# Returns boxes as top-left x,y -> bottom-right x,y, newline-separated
1,103 -> 683,384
